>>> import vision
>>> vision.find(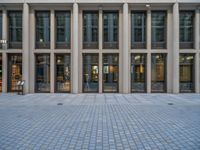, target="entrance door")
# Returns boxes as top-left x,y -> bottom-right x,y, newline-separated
7,54 -> 22,92
103,54 -> 119,92
83,54 -> 99,92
